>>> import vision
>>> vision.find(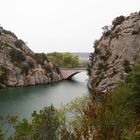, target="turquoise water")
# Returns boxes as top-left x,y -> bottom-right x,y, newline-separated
0,72 -> 89,119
